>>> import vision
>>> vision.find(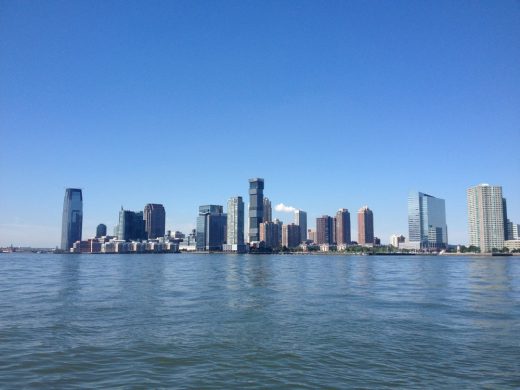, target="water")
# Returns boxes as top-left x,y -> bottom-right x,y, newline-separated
0,253 -> 519,388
